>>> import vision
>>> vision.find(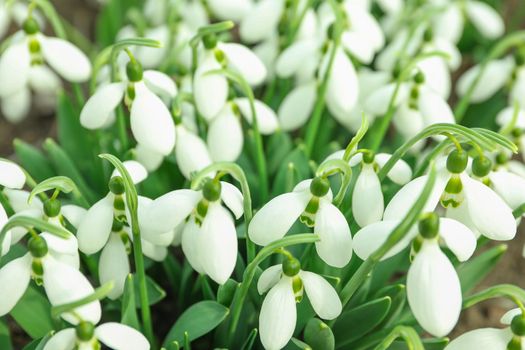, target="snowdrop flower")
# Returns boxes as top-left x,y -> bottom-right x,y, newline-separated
457,53 -> 523,105
384,149 -> 517,241
364,71 -> 455,141
239,0 -> 284,44
143,179 -> 243,284
258,256 -> 342,350
43,320 -> 149,350
445,308 -> 525,350
193,33 -> 267,120
496,107 -> 525,160
0,159 -> 25,254
0,234 -> 101,324
175,124 -> 212,179
406,213 -> 474,337
117,24 -> 171,69
432,0 -> 504,44
80,57 -> 177,156
207,0 -> 253,22
249,177 -> 352,267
